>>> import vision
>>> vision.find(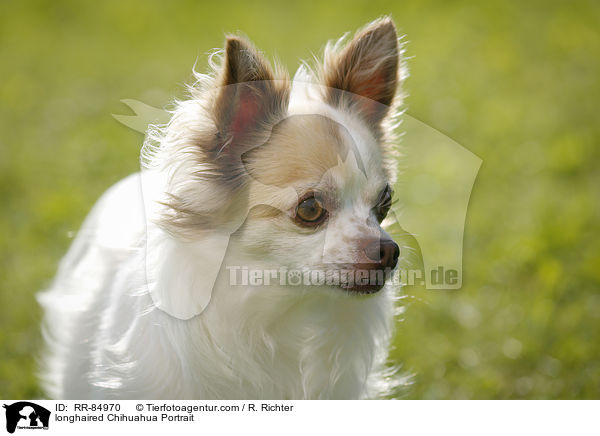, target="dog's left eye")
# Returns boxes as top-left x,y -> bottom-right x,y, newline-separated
374,185 -> 393,222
